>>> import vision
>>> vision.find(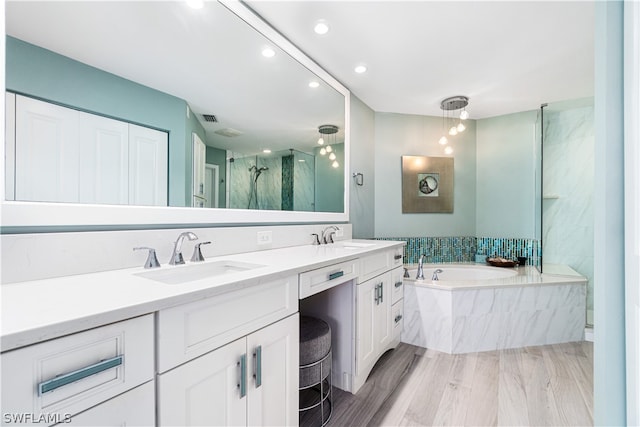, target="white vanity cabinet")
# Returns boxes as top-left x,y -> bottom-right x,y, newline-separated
0,314 -> 154,426
352,250 -> 404,393
158,313 -> 299,427
156,275 -> 299,426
